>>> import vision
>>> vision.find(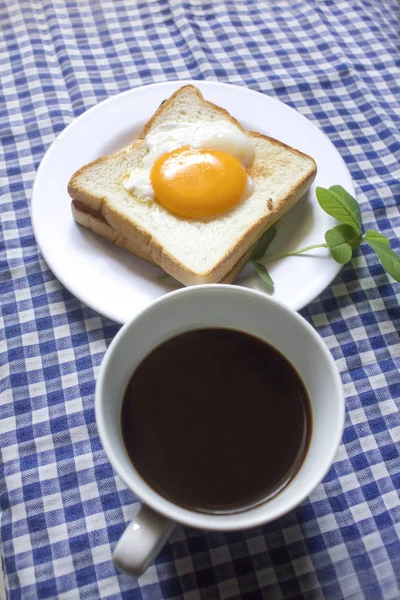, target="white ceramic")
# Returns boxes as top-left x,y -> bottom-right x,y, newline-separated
31,80 -> 354,323
95,285 -> 344,577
